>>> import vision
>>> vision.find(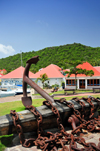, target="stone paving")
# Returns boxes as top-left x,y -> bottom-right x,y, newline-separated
4,145 -> 40,151
4,130 -> 100,151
